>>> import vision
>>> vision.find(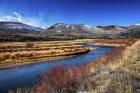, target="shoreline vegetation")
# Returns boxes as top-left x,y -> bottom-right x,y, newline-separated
88,39 -> 140,93
0,39 -> 137,69
8,39 -> 140,93
0,40 -> 96,69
